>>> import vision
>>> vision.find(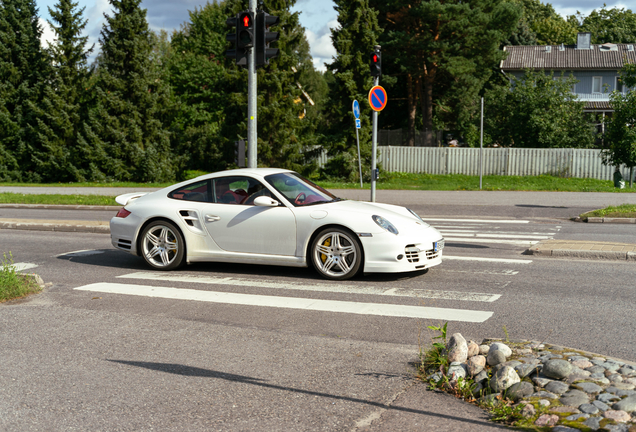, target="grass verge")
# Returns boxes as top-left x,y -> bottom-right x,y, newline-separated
580,204 -> 636,220
1,173 -> 635,207
0,252 -> 42,302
